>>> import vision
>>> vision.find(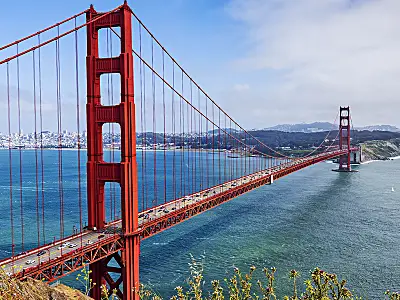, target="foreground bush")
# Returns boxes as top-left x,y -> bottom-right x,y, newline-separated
1,258 -> 400,299
138,257 -> 400,300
